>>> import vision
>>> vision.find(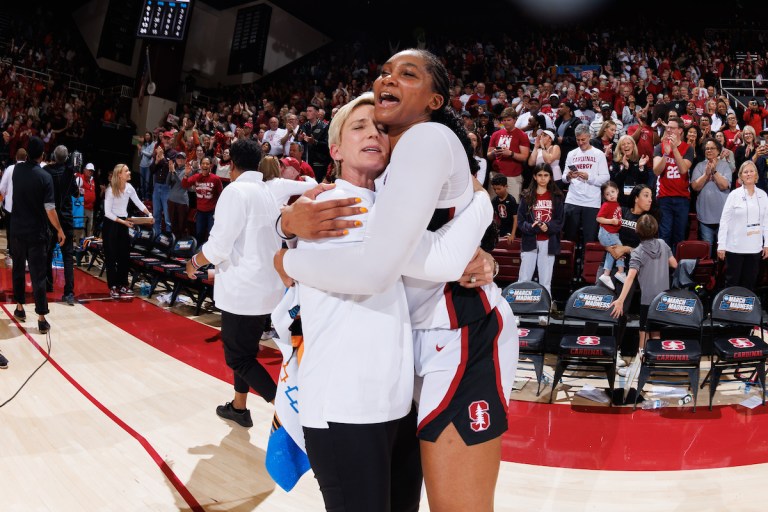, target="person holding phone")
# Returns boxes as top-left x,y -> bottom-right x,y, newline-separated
562,124 -> 610,247
488,107 -> 529,201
